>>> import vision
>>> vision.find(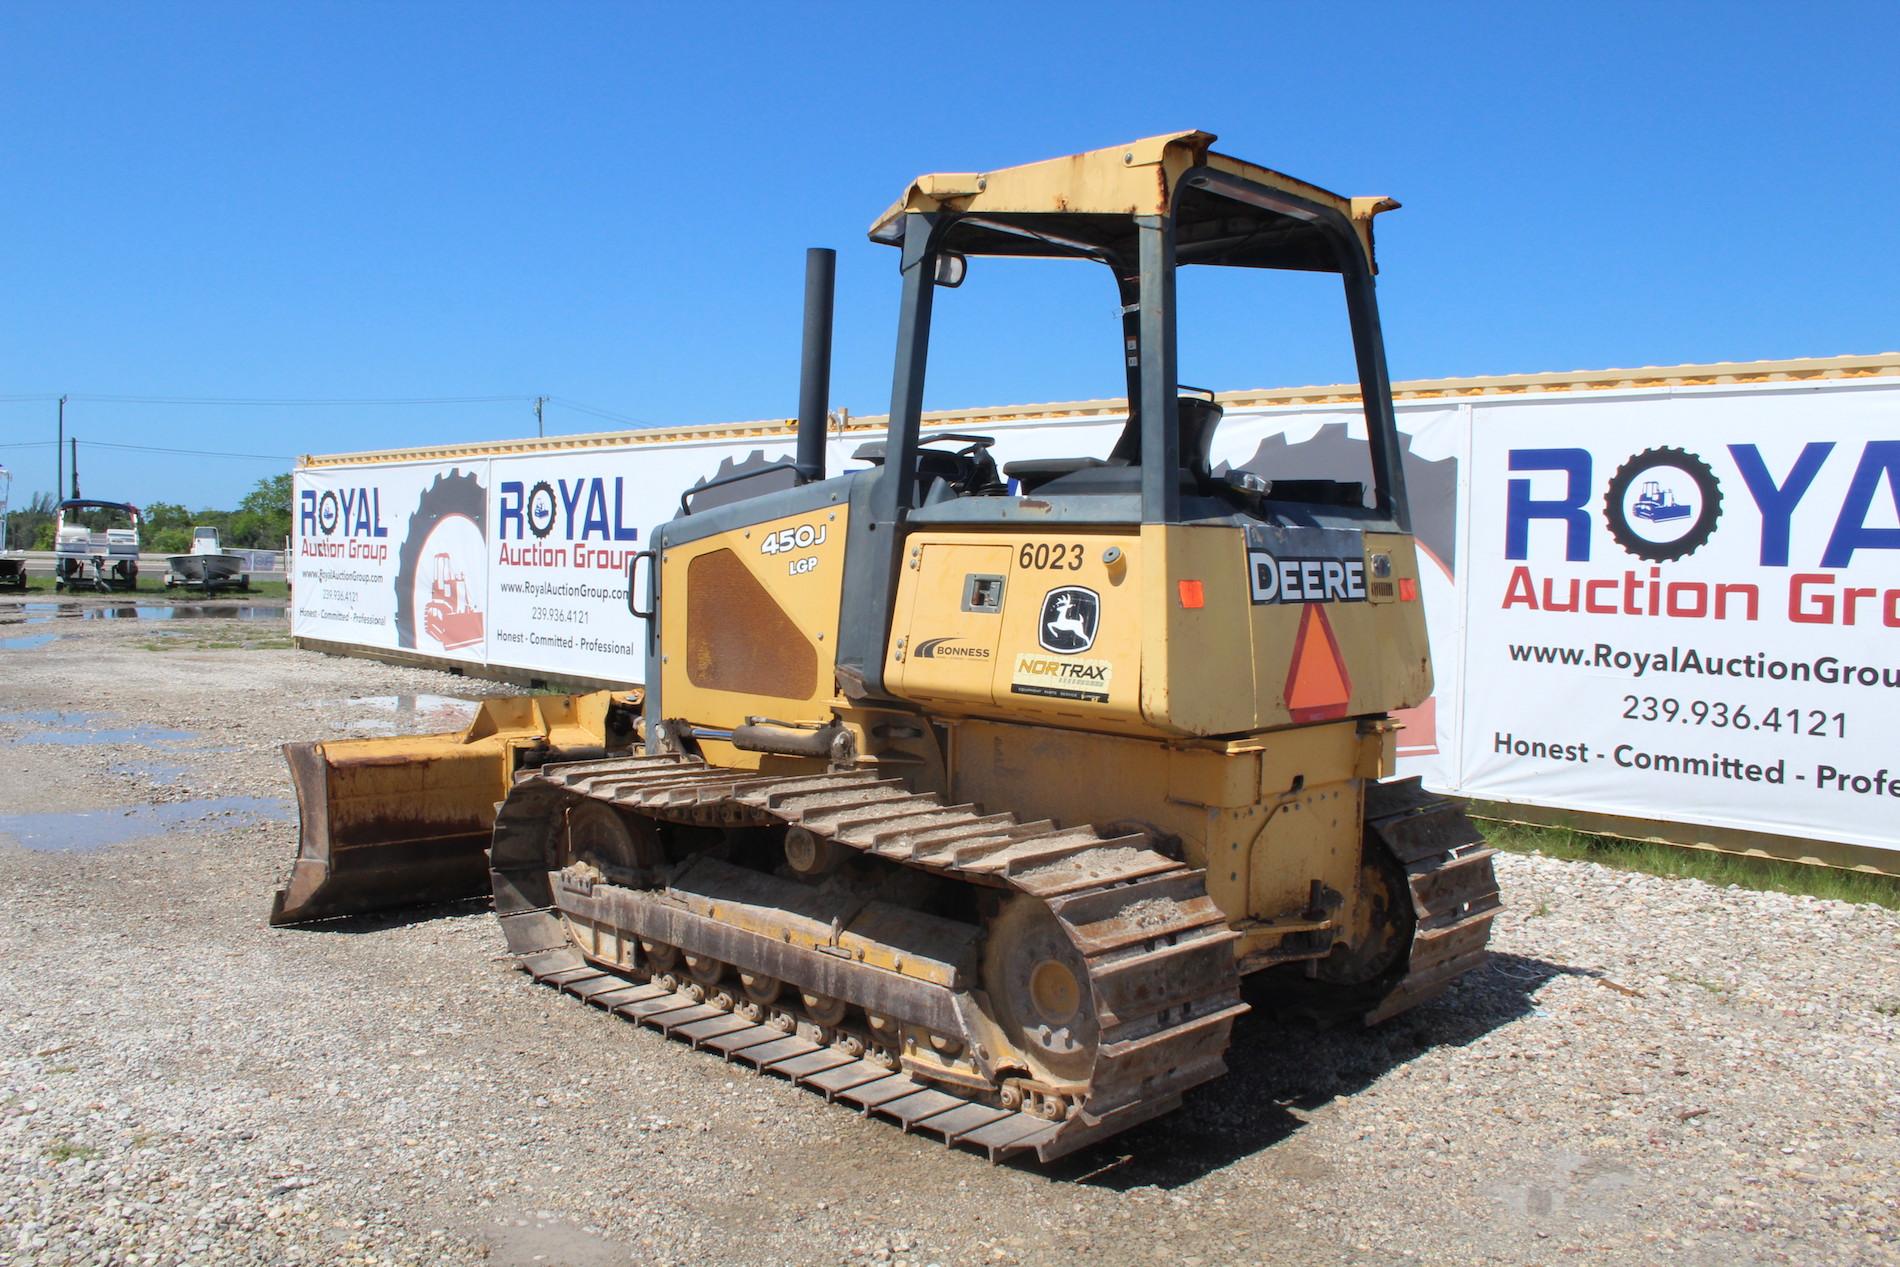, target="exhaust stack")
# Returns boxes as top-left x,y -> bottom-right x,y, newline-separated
795,246 -> 836,484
